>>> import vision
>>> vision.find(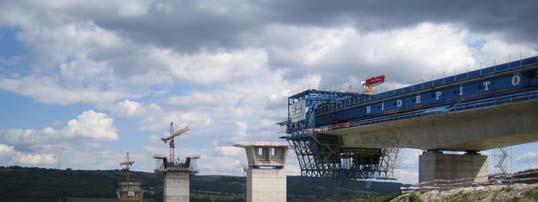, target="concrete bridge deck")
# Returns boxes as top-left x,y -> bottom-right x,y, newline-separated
325,99 -> 538,151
